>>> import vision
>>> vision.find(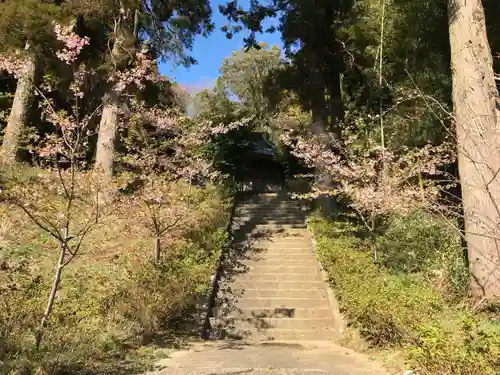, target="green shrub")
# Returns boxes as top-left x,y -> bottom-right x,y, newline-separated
309,214 -> 500,375
0,178 -> 231,374
410,315 -> 500,374
311,215 -> 443,346
376,211 -> 469,300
